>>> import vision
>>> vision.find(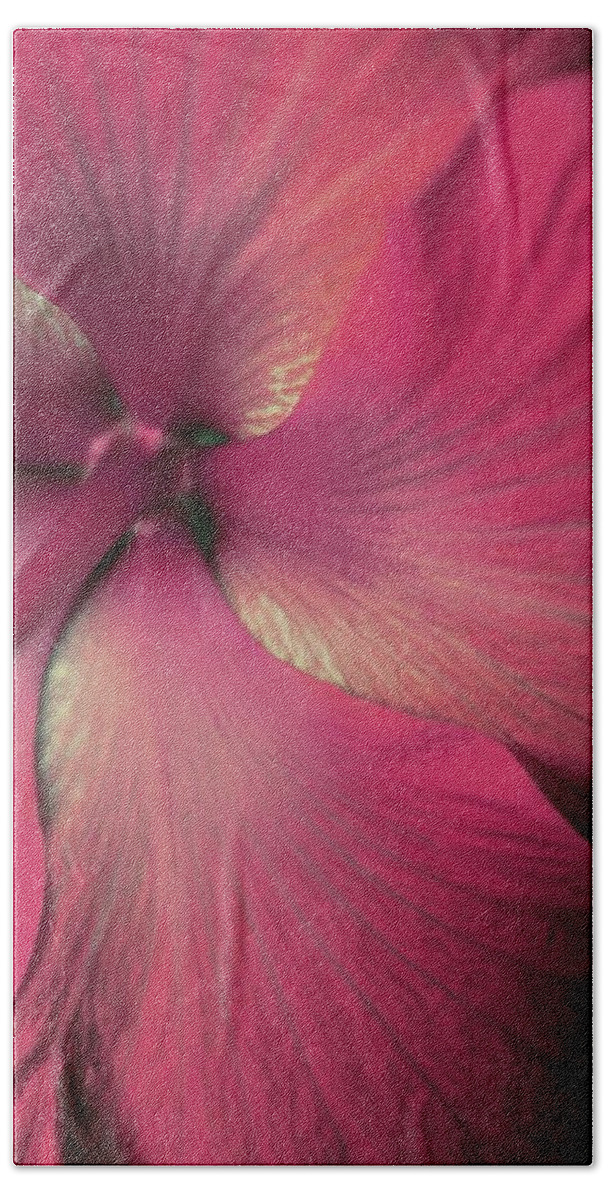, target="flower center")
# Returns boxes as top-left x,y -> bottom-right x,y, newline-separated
87,417 -> 165,472
85,415 -> 226,564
